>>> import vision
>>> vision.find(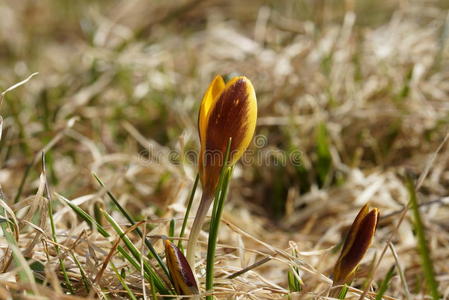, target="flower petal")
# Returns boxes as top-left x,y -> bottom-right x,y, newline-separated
198,75 -> 225,145
339,204 -> 370,259
200,76 -> 257,194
